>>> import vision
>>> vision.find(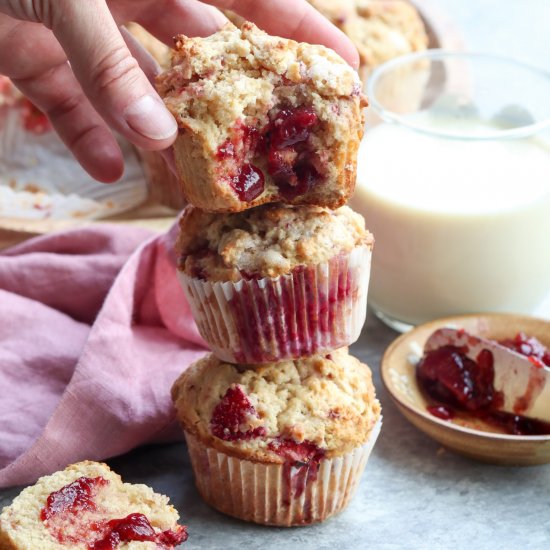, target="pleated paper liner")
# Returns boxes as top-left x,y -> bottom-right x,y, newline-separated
184,419 -> 382,526
178,245 -> 372,364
